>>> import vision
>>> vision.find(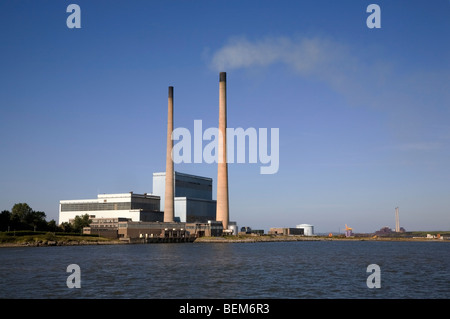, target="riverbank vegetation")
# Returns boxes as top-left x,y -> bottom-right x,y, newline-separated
0,203 -> 119,247
195,232 -> 450,243
0,230 -> 118,247
0,203 -> 91,233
